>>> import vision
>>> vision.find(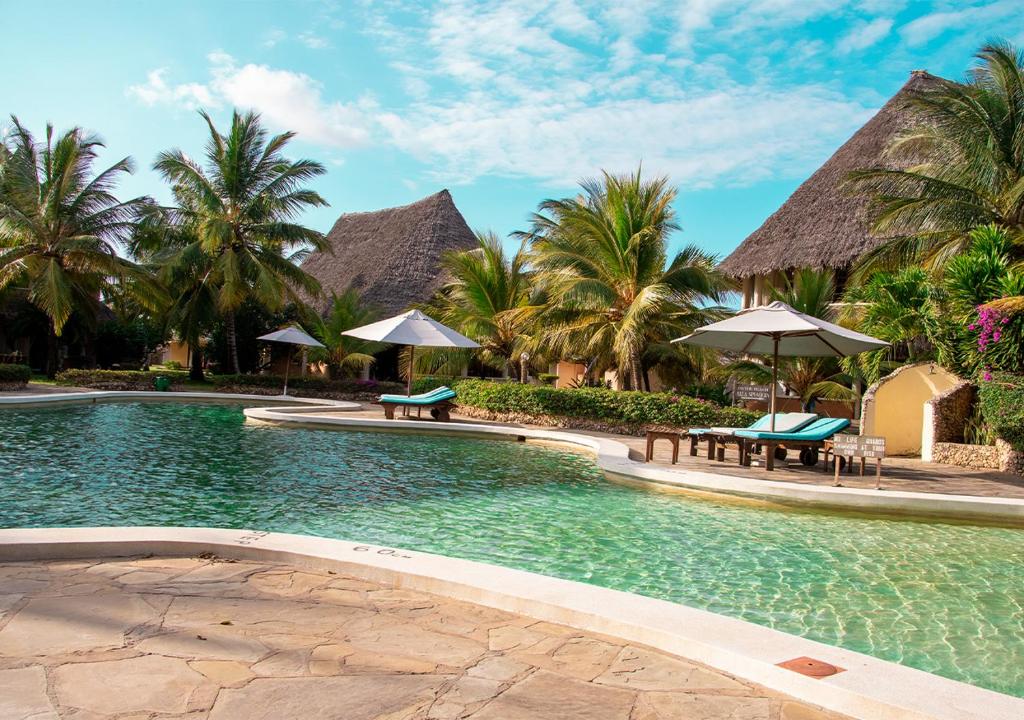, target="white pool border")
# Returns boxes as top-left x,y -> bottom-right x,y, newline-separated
0,526 -> 1019,720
